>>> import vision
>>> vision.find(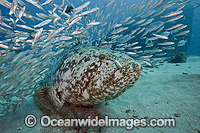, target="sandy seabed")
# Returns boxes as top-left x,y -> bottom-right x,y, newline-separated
0,56 -> 199,133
